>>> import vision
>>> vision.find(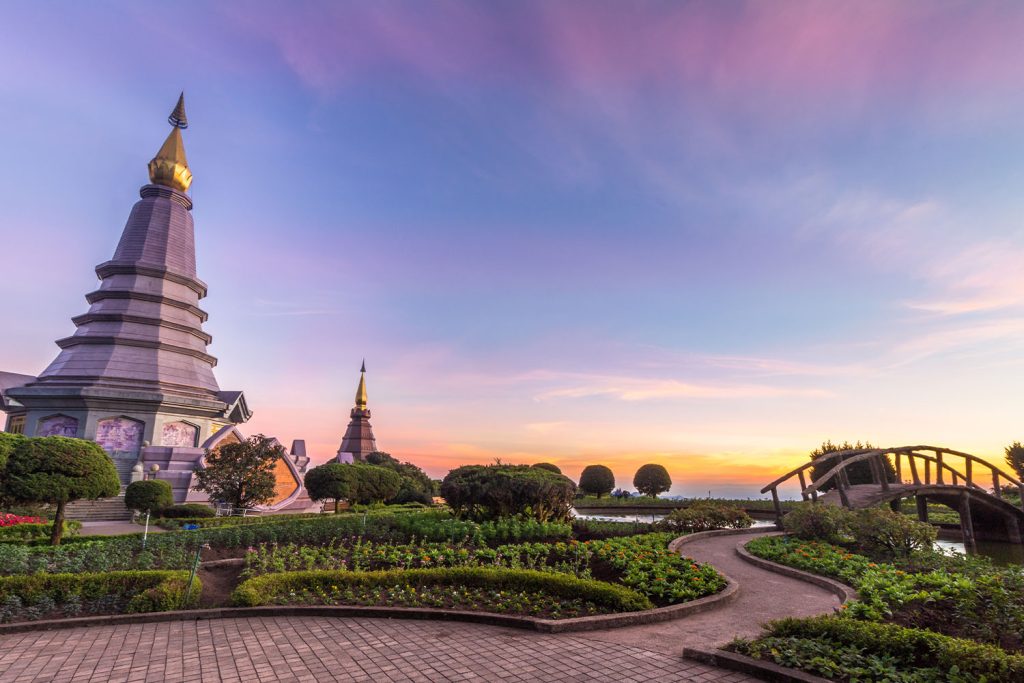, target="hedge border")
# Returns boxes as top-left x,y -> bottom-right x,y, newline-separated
682,646 -> 830,683
0,535 -> 740,635
734,537 -> 858,605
